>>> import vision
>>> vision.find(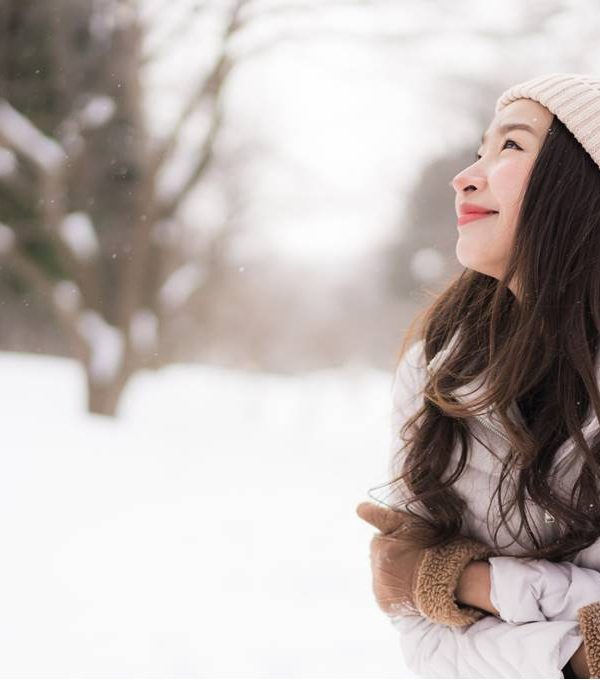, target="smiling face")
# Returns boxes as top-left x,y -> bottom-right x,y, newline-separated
451,99 -> 554,293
